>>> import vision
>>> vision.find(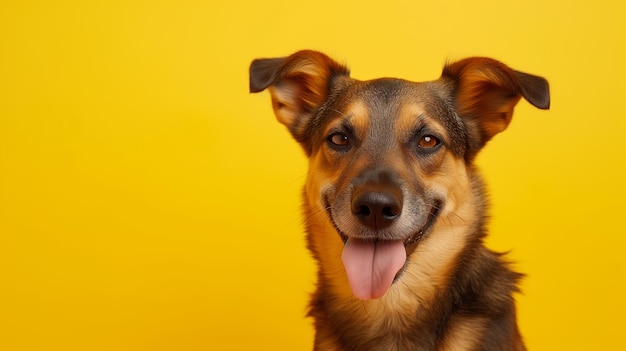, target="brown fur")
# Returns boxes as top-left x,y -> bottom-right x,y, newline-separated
249,50 -> 549,351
